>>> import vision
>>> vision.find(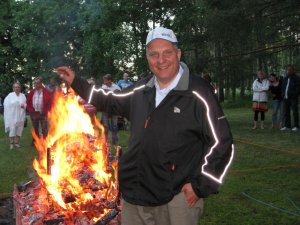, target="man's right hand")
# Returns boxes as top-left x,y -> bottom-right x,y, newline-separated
55,66 -> 76,85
